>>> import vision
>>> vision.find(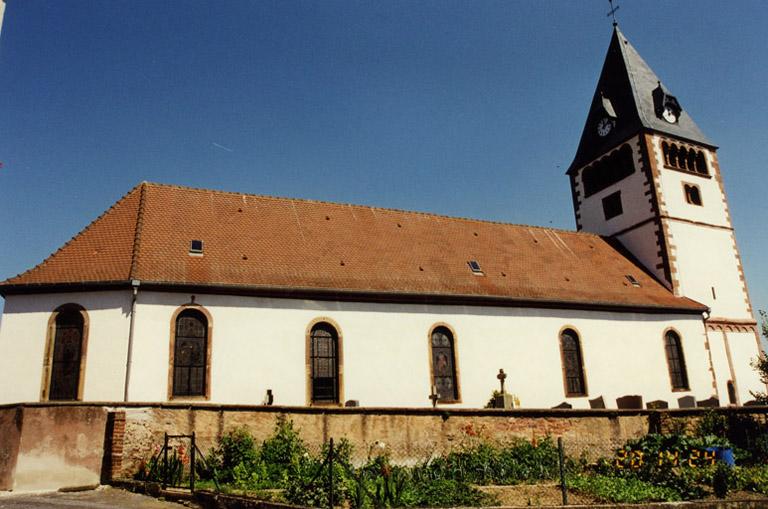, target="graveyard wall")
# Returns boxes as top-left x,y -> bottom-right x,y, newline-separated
1,403 -> 767,490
